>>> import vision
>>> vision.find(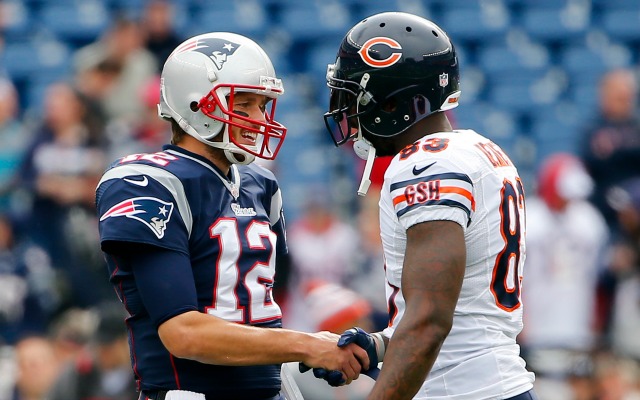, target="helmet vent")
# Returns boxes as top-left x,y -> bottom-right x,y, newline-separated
379,23 -> 386,27
190,101 -> 199,112
406,27 -> 412,32
432,30 -> 439,37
